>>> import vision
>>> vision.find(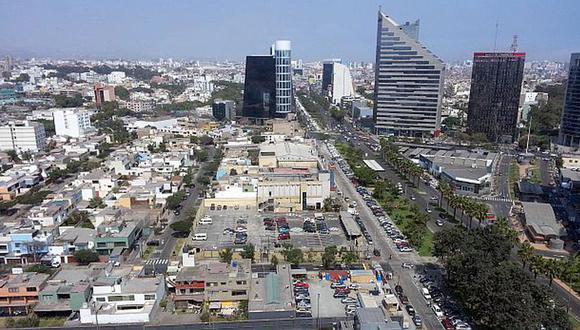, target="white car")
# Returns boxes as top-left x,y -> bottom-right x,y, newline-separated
341,297 -> 357,304
399,247 -> 413,252
425,208 -> 432,213
431,304 -> 444,318
401,262 -> 414,269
